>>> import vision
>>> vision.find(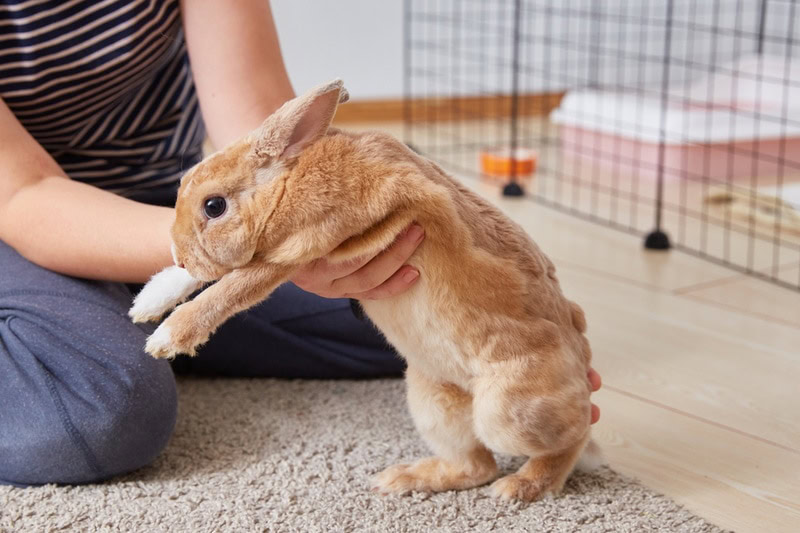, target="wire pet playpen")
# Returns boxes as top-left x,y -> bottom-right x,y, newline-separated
403,0 -> 800,291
